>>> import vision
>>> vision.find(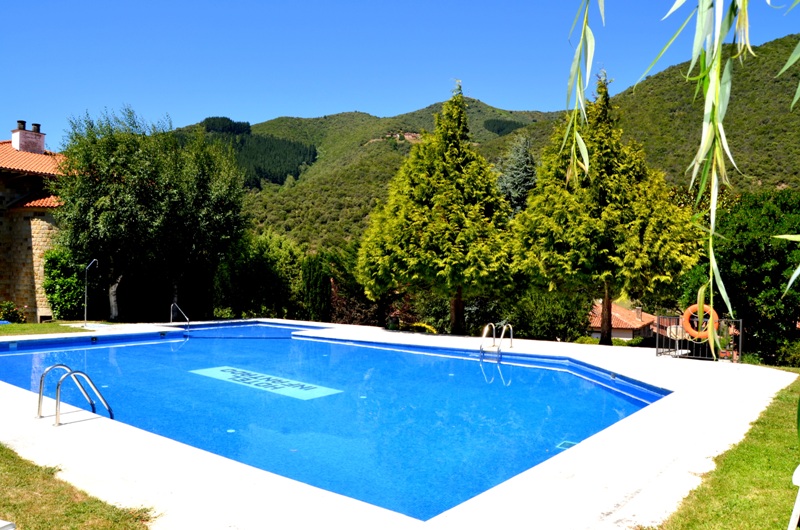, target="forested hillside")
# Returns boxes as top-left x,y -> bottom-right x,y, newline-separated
177,117 -> 316,188
614,33 -> 800,188
204,33 -> 800,251
239,100 -> 549,249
